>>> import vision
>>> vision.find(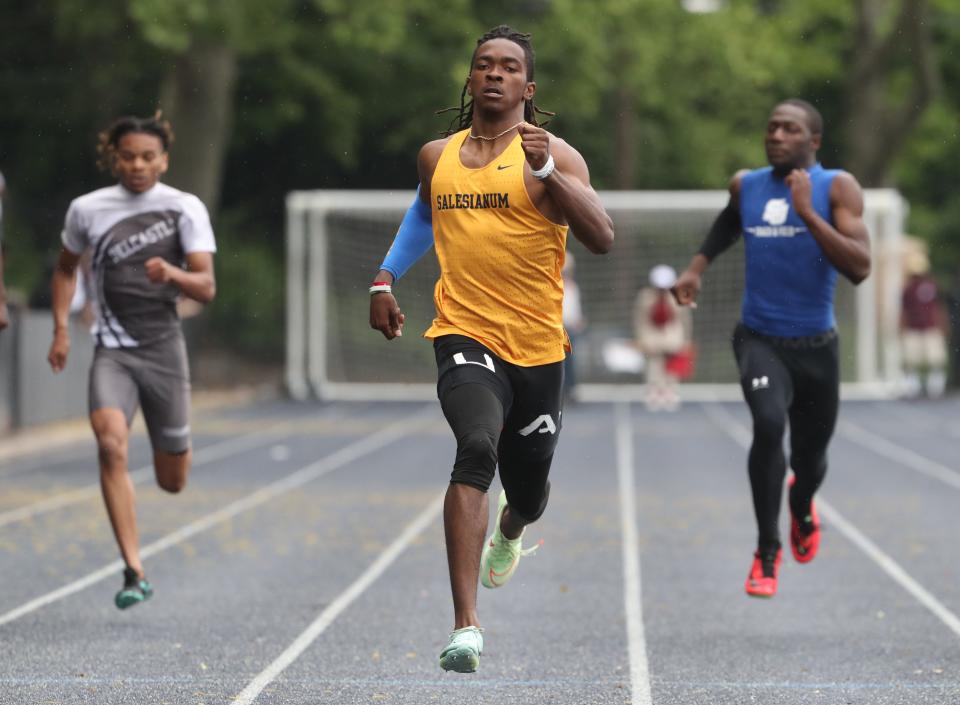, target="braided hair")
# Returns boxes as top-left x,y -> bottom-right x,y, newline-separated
96,111 -> 174,173
438,25 -> 554,136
